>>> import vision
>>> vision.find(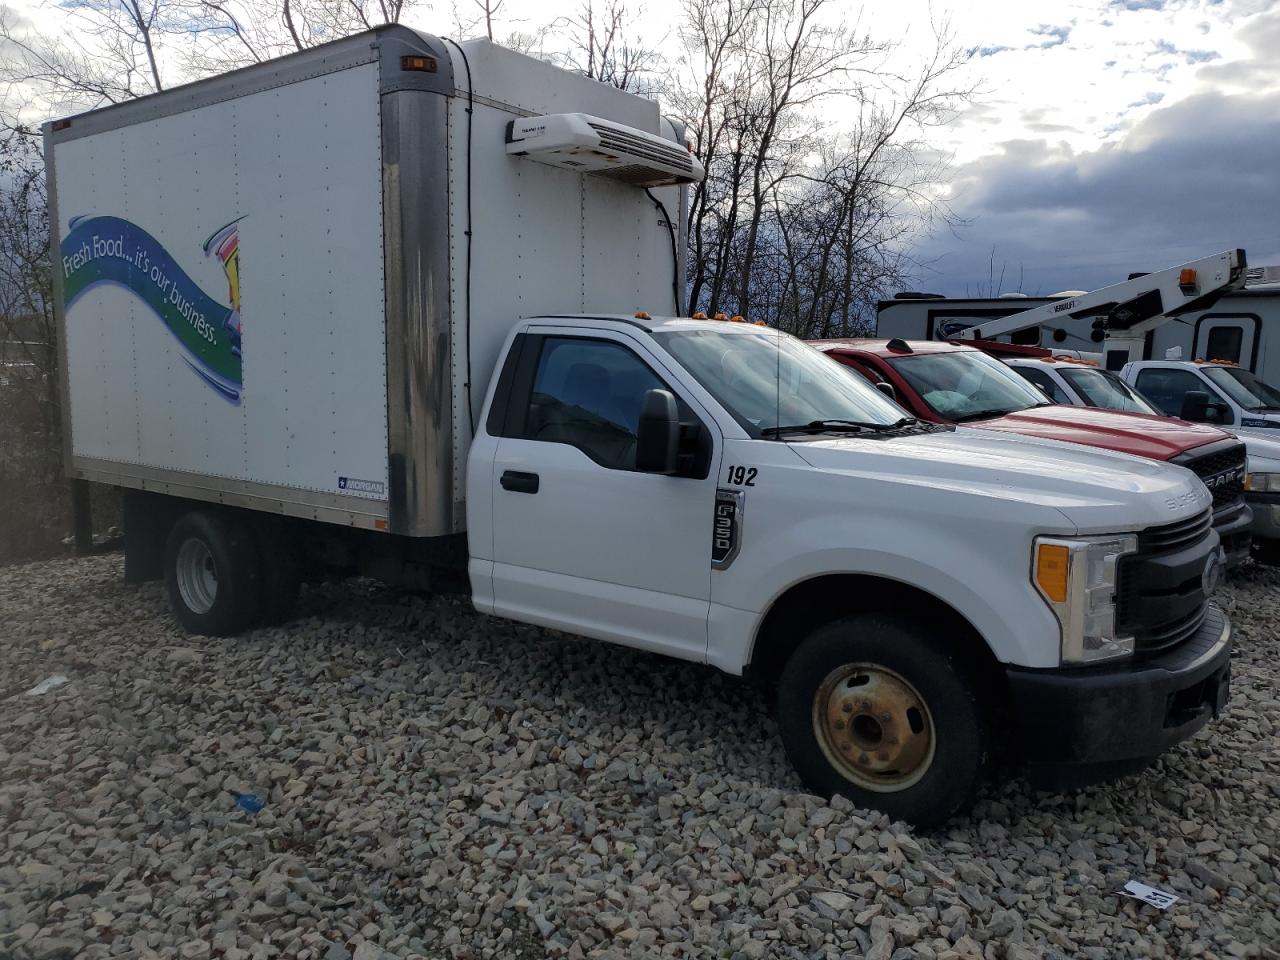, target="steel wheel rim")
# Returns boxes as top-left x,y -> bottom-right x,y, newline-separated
175,537 -> 218,615
812,662 -> 936,793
